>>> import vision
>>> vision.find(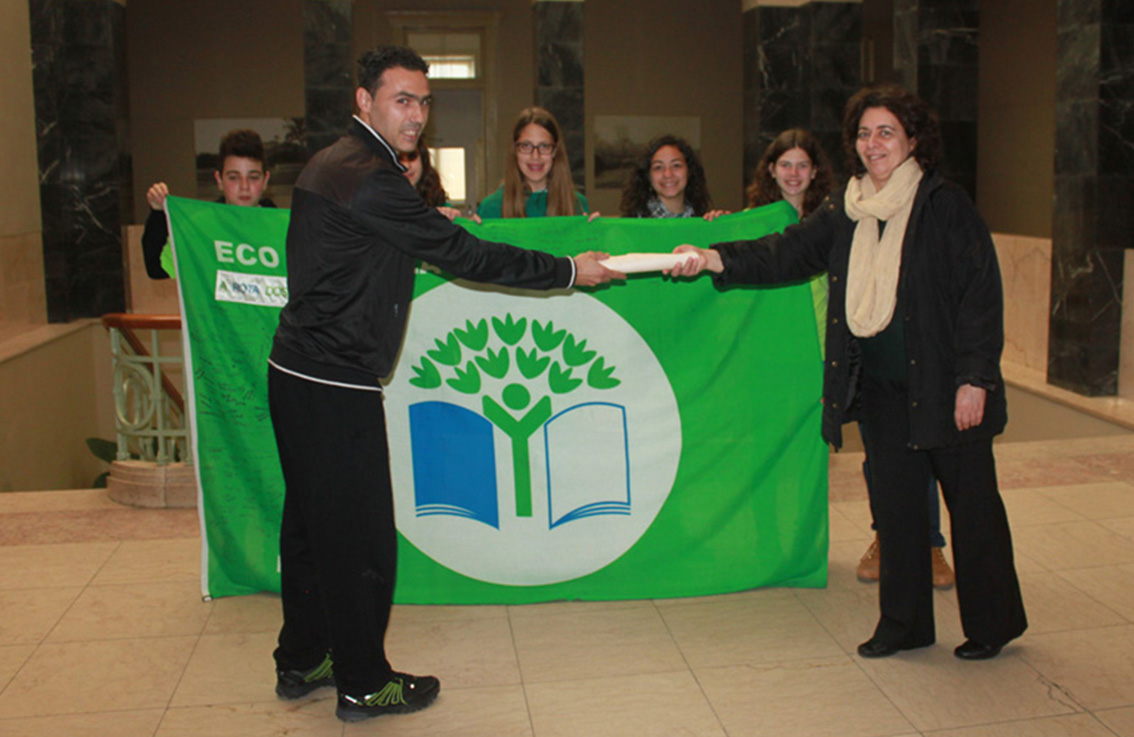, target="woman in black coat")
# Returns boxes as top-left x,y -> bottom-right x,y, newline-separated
667,85 -> 1026,661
